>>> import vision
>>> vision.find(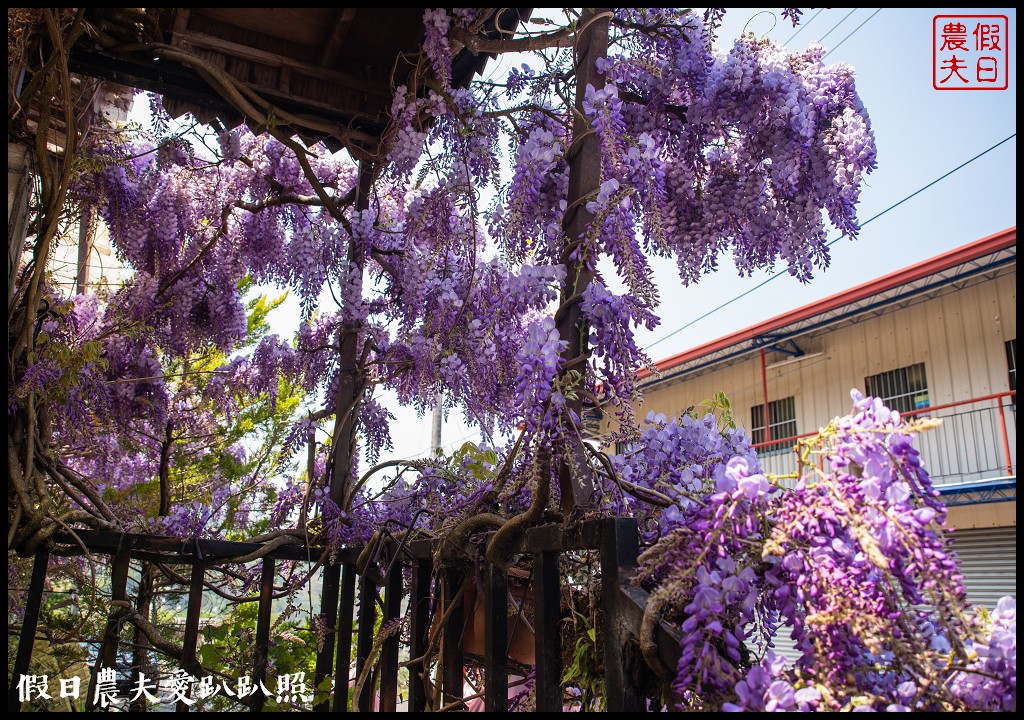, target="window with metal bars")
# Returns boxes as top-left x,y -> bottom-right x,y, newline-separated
750,396 -> 797,453
581,406 -> 603,439
1007,339 -> 1016,394
864,362 -> 929,415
